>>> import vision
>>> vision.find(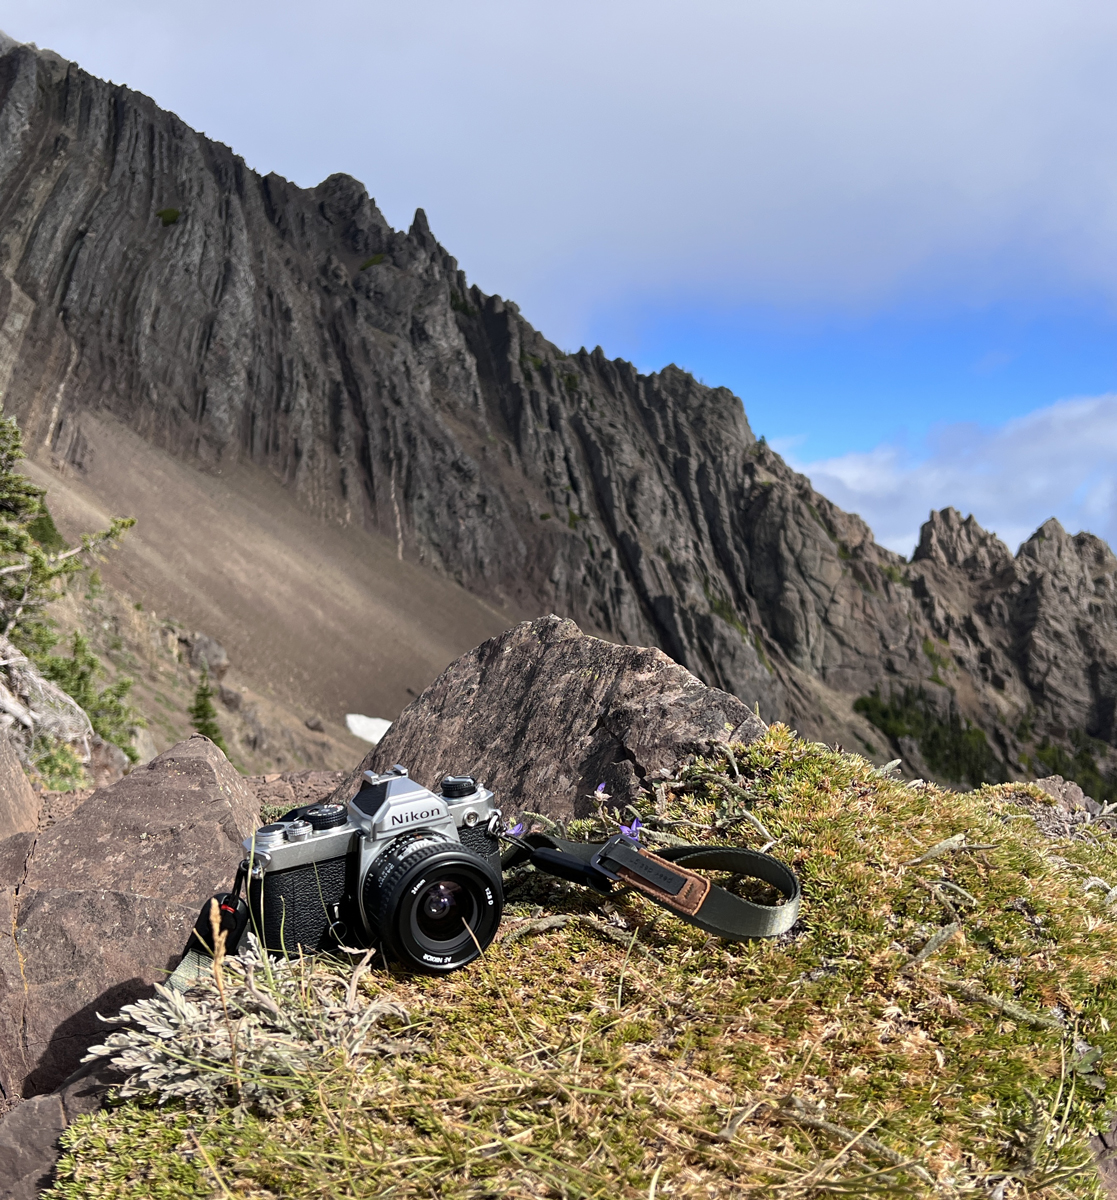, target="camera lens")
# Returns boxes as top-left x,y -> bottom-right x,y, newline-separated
363,834 -> 502,973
